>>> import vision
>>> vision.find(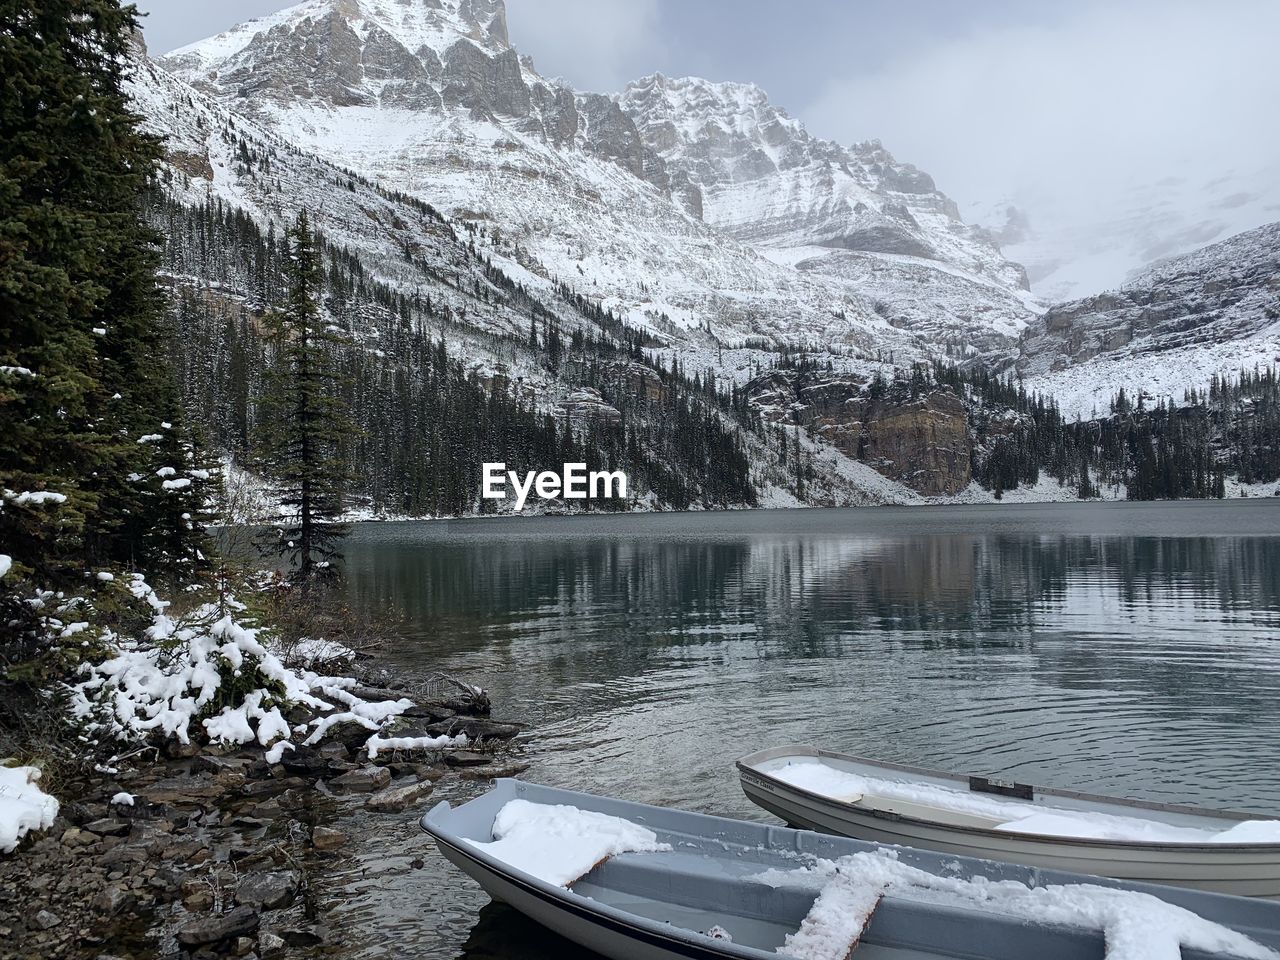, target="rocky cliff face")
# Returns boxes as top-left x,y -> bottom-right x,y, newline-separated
620,74 -> 1016,281
1019,221 -> 1280,417
747,371 -> 972,496
856,392 -> 971,496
